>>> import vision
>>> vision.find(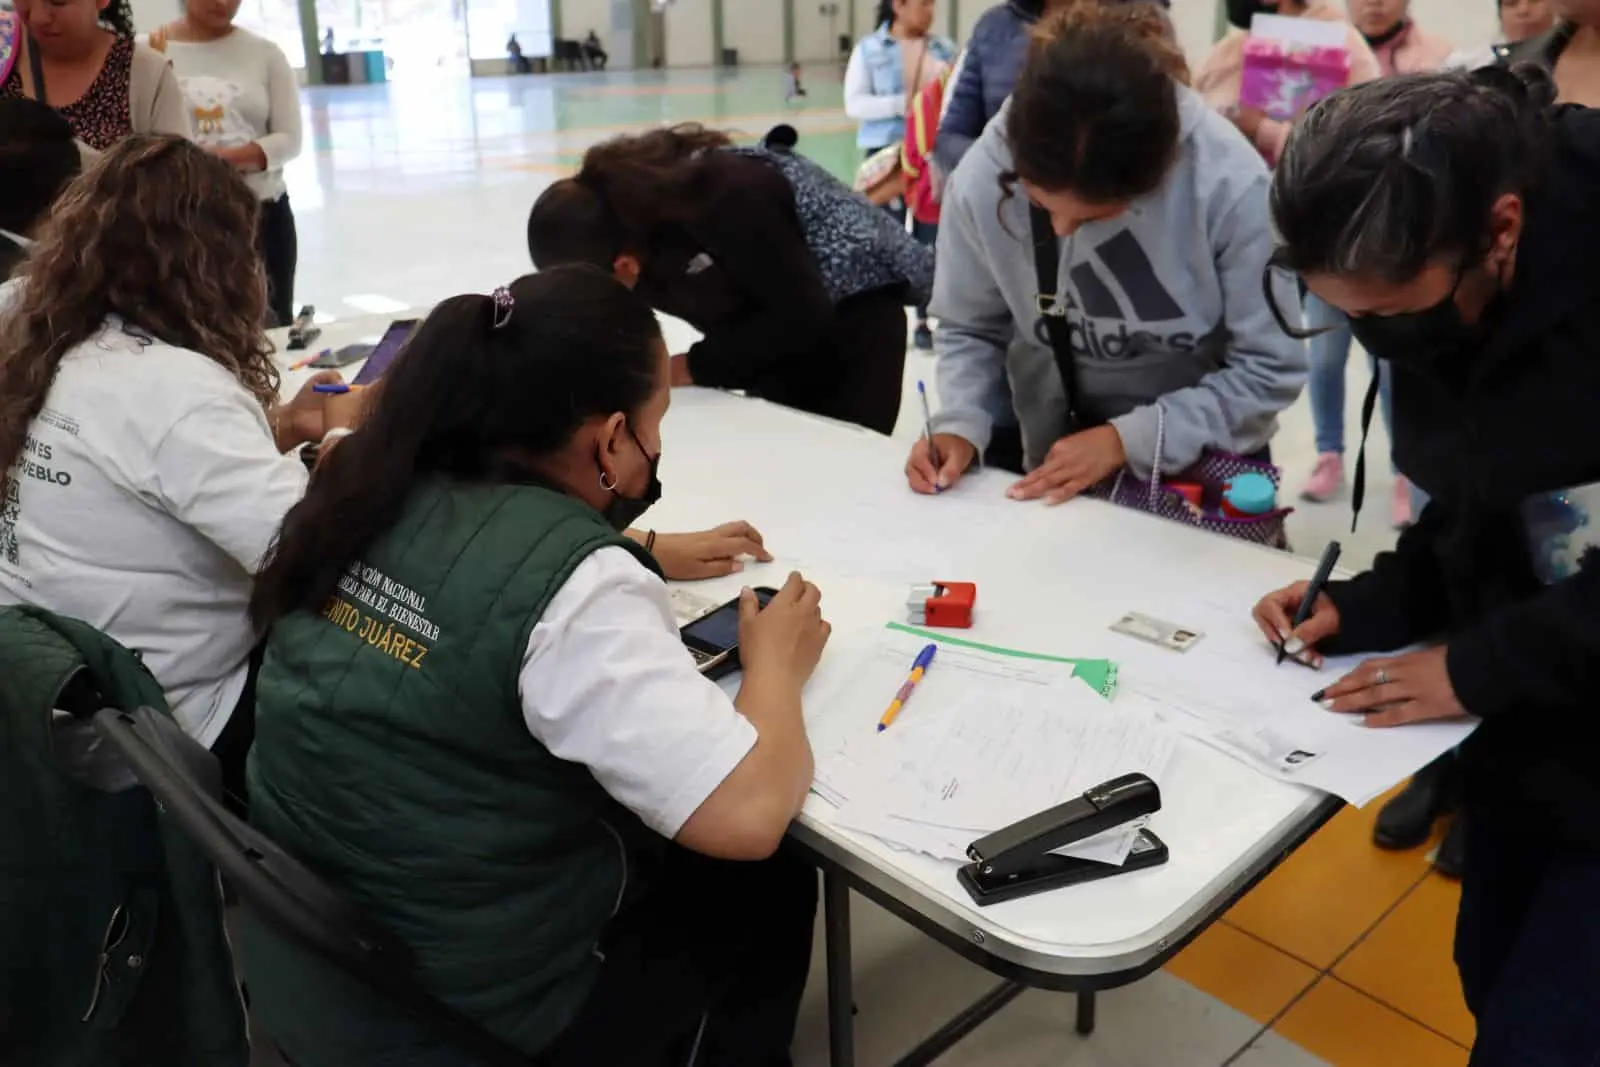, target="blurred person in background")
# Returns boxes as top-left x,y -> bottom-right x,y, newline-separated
845,0 -> 954,351
1495,0 -> 1600,106
151,0 -> 304,327
1451,0 -> 1556,67
3,0 -> 188,150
